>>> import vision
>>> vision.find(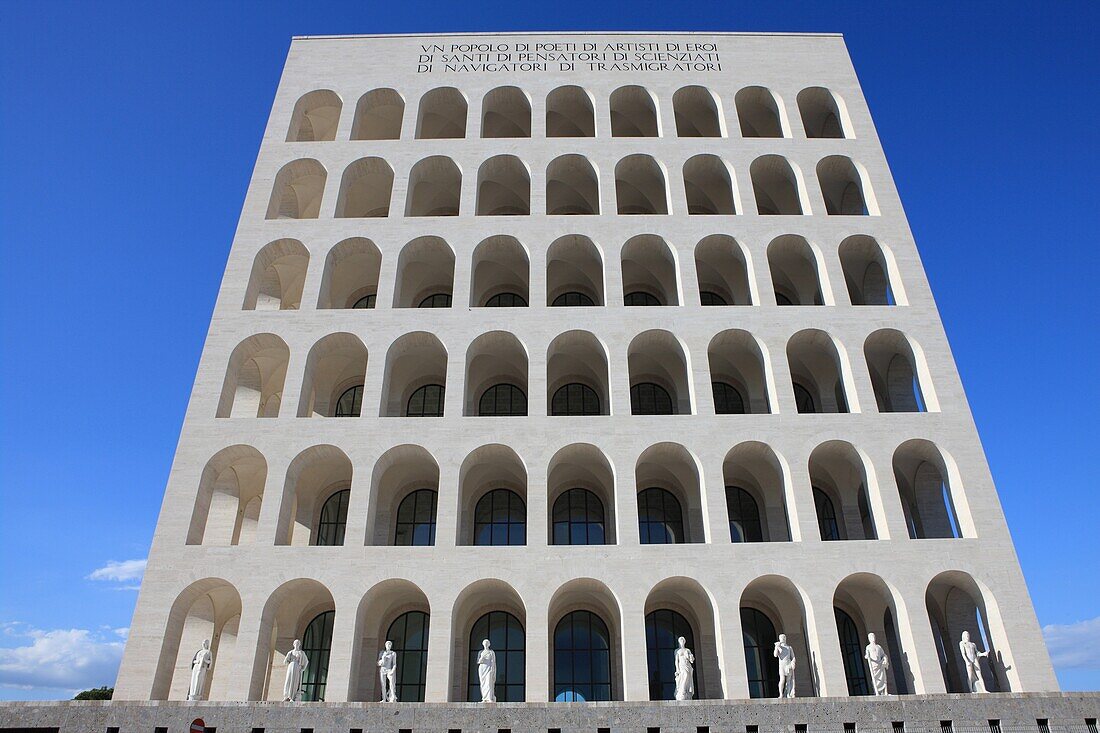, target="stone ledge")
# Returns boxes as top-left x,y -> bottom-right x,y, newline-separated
0,693 -> 1096,733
